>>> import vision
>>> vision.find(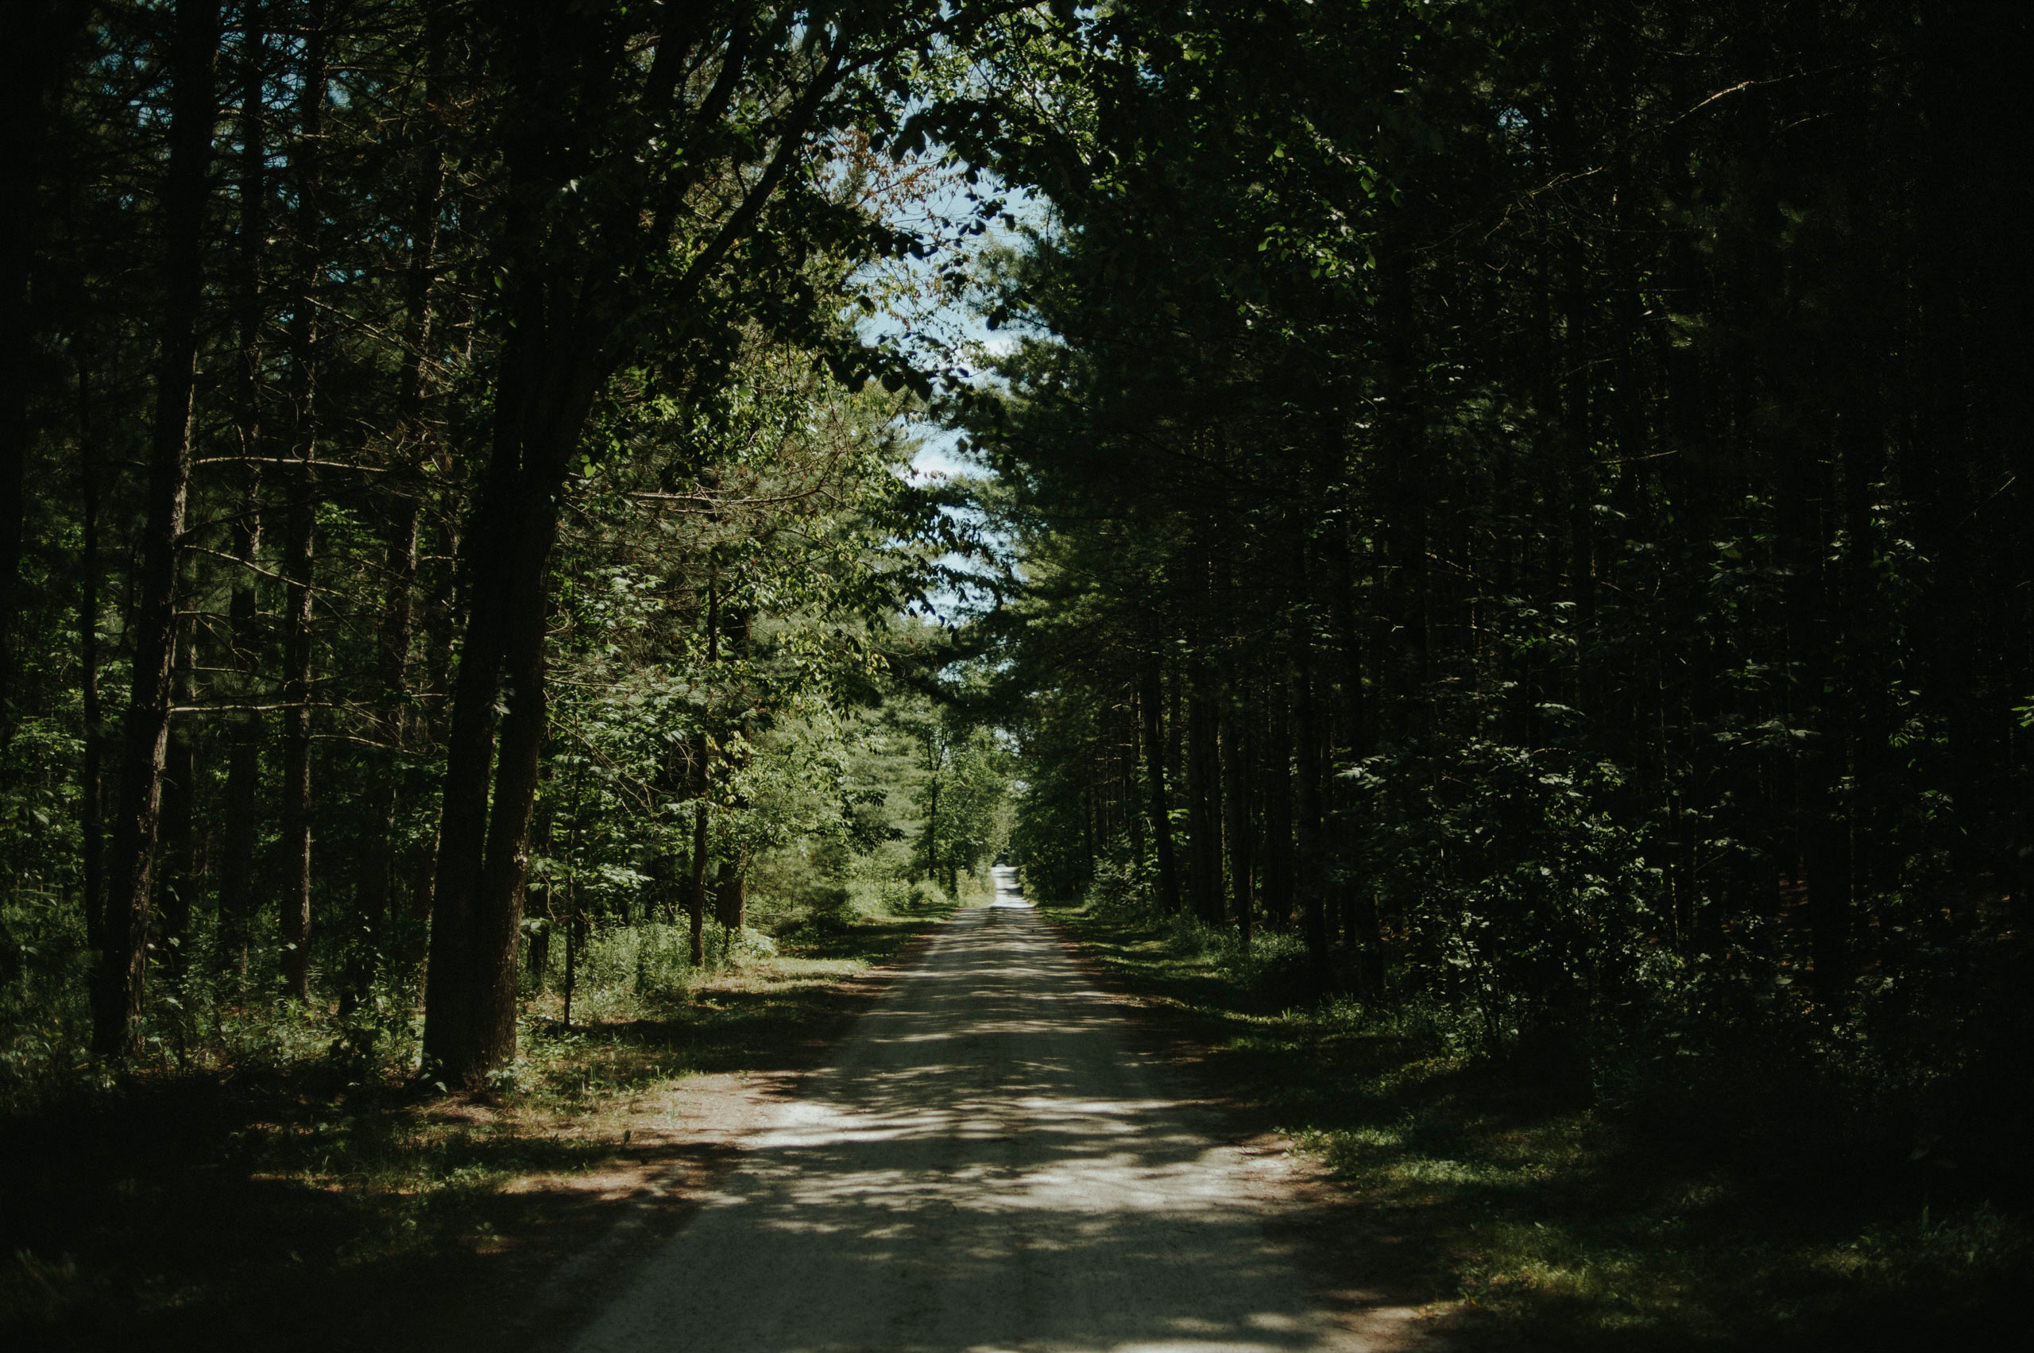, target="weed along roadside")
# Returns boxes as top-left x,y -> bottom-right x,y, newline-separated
1034,889 -> 2030,1353
0,881 -> 973,1353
